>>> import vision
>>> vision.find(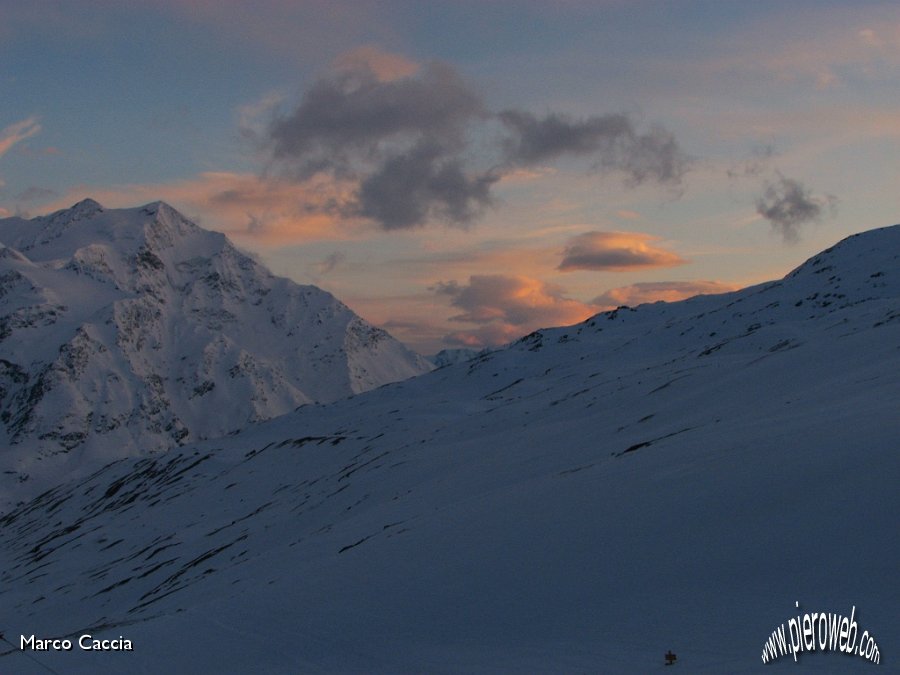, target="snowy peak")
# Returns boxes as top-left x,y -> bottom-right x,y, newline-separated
50,197 -> 104,222
783,223 -> 900,297
70,197 -> 103,212
2,199 -> 213,262
0,200 -> 432,506
3,199 -> 216,269
139,200 -> 220,254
